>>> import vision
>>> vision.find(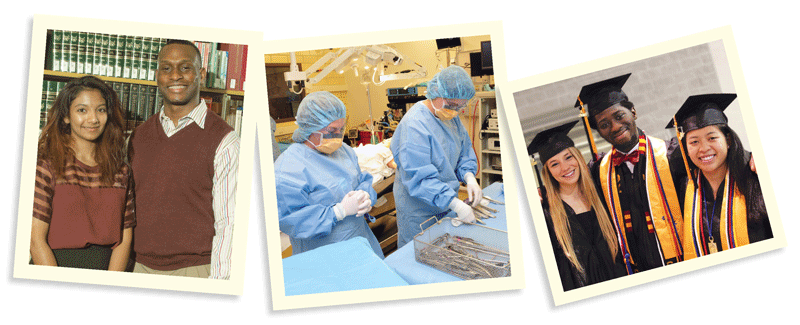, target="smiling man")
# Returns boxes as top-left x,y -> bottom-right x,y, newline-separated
128,40 -> 239,279
576,74 -> 683,275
